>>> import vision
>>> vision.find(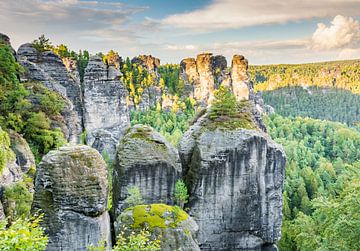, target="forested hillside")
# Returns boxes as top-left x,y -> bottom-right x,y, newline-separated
249,60 -> 360,94
261,86 -> 360,128
265,115 -> 360,250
